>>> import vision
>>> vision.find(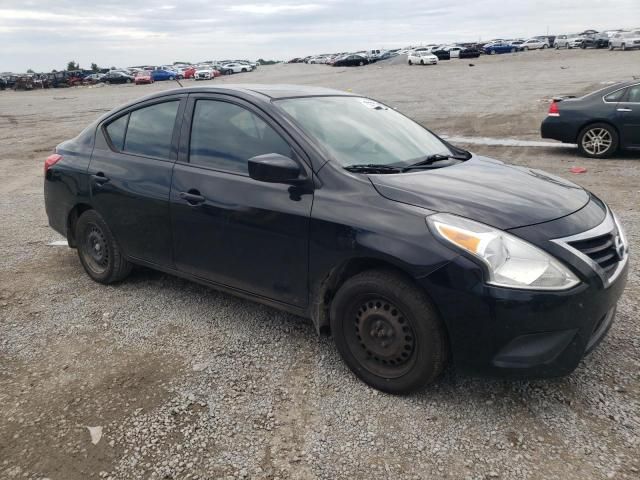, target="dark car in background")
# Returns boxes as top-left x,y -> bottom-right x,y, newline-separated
103,71 -> 134,84
578,30 -> 609,49
333,54 -> 369,67
484,42 -> 519,55
541,81 -> 640,157
459,47 -> 482,58
0,77 -> 6,90
44,85 -> 628,394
